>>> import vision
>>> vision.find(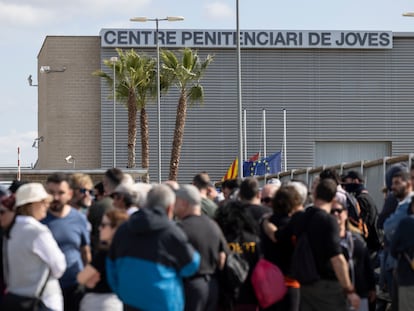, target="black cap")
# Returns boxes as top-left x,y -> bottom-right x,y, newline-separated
344,170 -> 364,183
